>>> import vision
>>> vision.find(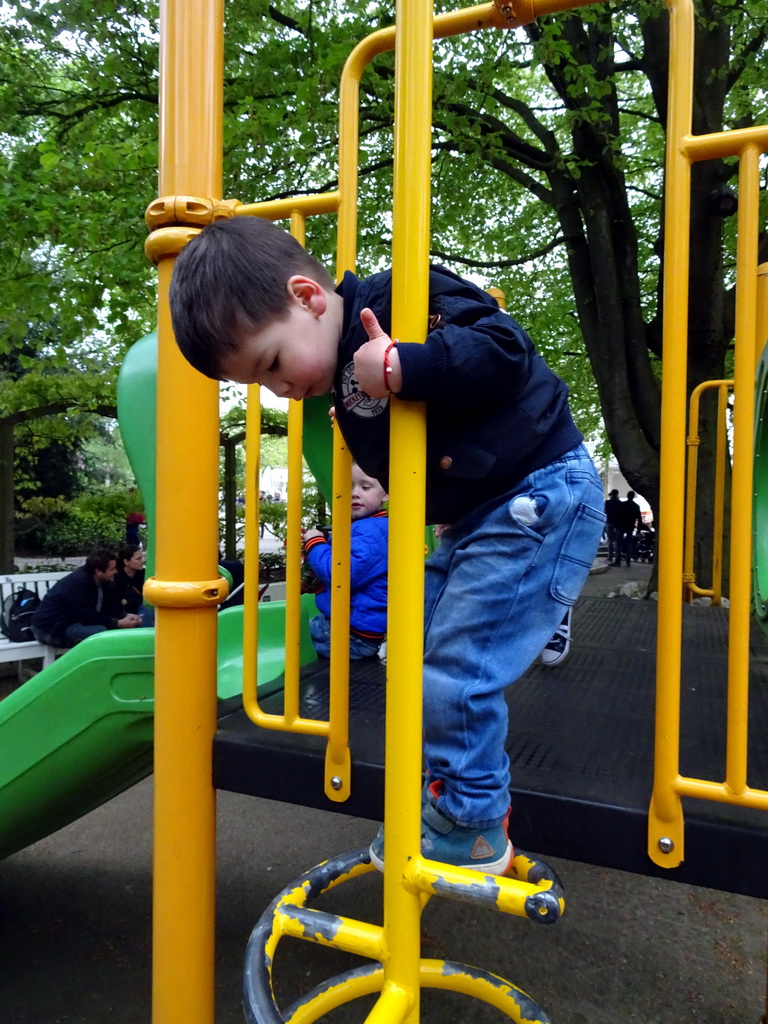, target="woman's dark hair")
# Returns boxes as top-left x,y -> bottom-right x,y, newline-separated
118,543 -> 142,567
169,217 -> 335,380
